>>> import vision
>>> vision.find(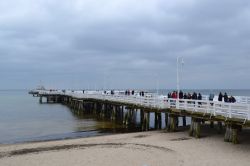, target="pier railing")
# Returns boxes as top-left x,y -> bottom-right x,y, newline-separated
37,90 -> 250,122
